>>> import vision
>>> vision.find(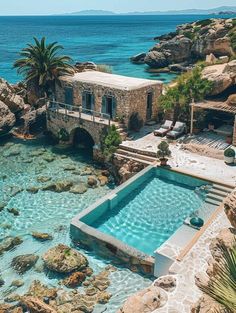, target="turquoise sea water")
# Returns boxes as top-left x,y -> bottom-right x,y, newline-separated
0,137 -> 151,311
0,14 -> 233,84
92,174 -> 206,255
